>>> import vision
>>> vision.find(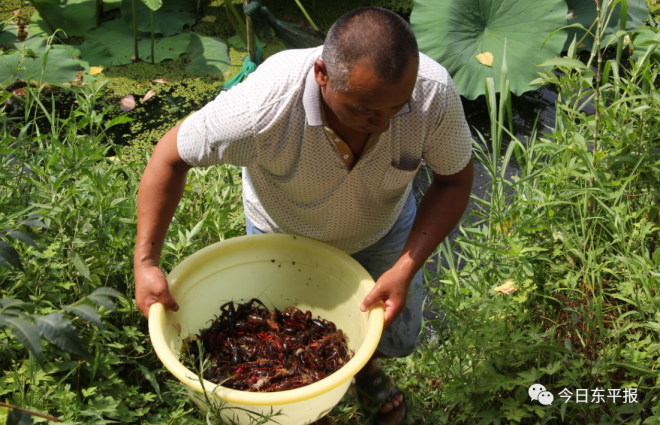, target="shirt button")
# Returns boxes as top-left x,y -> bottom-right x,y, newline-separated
343,154 -> 349,159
